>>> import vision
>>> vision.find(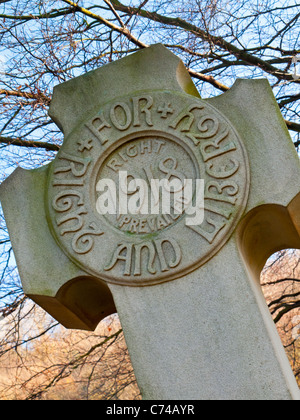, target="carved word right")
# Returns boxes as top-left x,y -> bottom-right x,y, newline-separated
52,151 -> 104,255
